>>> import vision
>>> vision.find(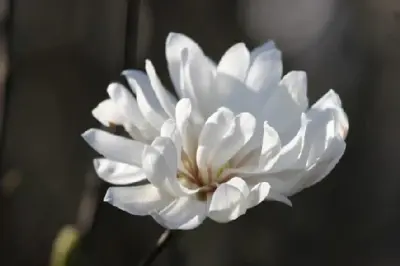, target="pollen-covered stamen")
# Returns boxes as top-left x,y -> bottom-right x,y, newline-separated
178,152 -> 204,188
176,155 -> 235,201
